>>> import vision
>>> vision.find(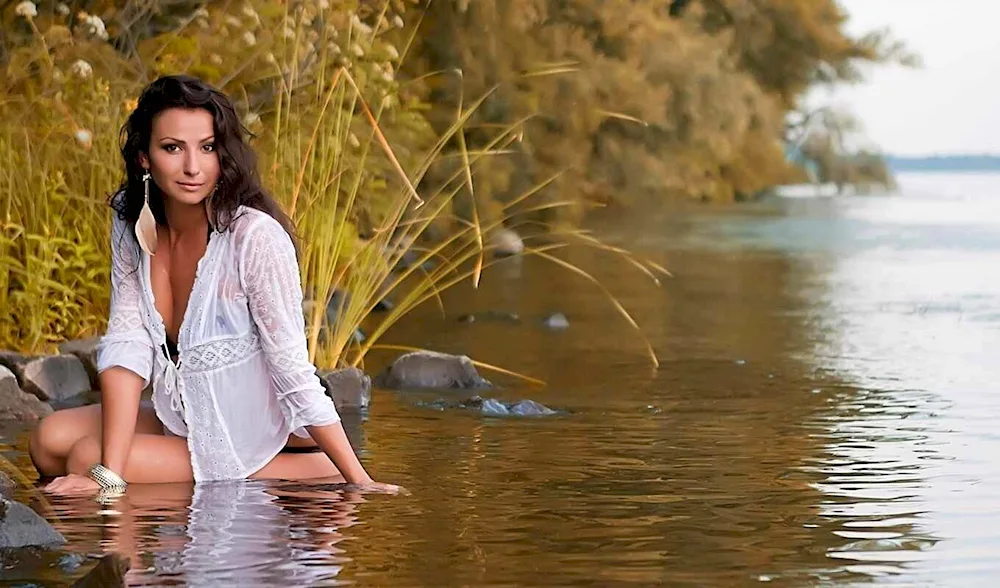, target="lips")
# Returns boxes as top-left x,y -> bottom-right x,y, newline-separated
177,182 -> 204,191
